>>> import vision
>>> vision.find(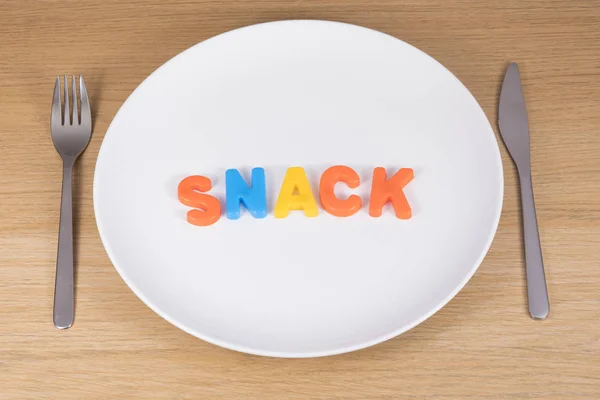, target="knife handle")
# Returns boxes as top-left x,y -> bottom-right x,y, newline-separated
518,170 -> 550,319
